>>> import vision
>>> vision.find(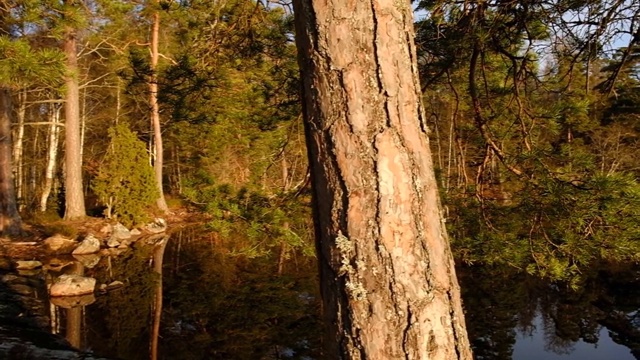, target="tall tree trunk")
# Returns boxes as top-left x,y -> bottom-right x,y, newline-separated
40,104 -> 61,212
63,22 -> 86,219
150,3 -> 169,213
0,88 -> 23,237
292,1 -> 472,358
12,89 -> 26,206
